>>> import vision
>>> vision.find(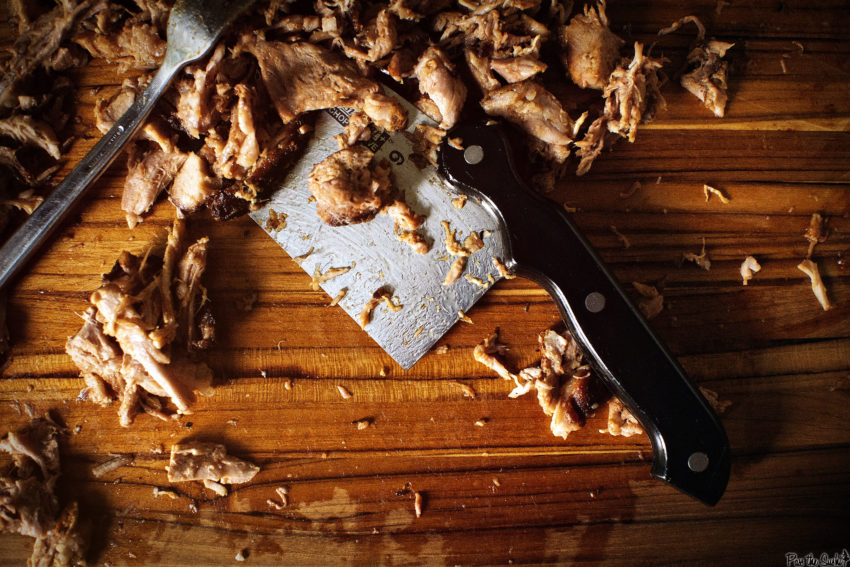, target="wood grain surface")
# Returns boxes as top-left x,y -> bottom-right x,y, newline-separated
1,1 -> 849,565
